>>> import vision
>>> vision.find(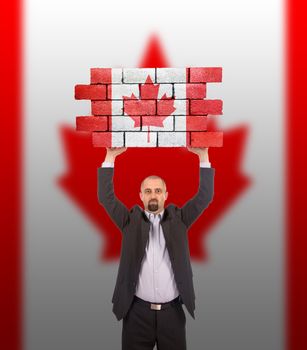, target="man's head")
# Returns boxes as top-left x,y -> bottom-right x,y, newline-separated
140,175 -> 168,214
